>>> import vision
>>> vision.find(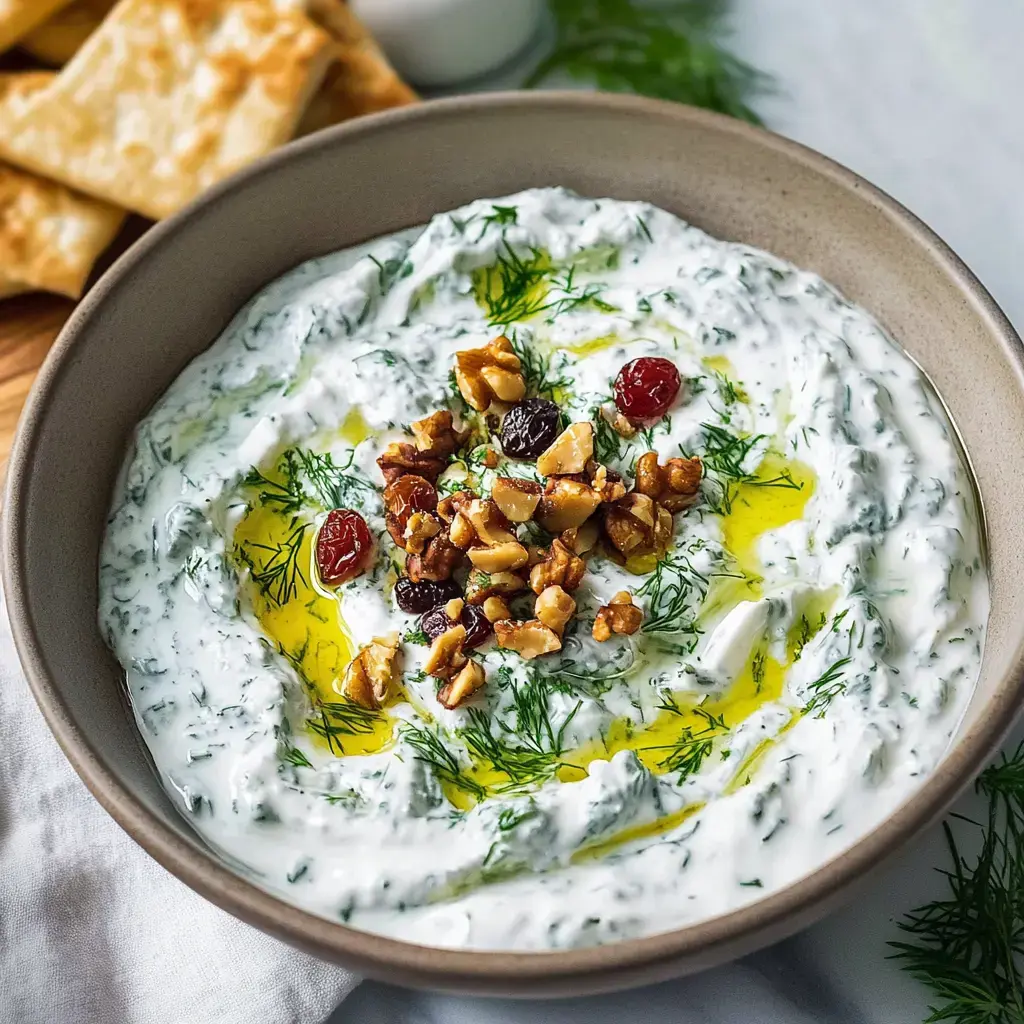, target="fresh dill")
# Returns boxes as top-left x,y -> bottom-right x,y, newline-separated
244,446 -> 373,513
241,522 -> 309,606
402,627 -> 429,646
509,333 -> 571,400
402,723 -> 486,800
751,649 -> 766,691
280,741 -> 312,769
546,265 -> 618,318
476,241 -> 552,325
635,551 -> 710,637
890,742 -> 1024,1022
801,656 -> 853,718
591,403 -> 628,464
481,204 -> 519,230
646,702 -> 728,781
525,0 -> 770,124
